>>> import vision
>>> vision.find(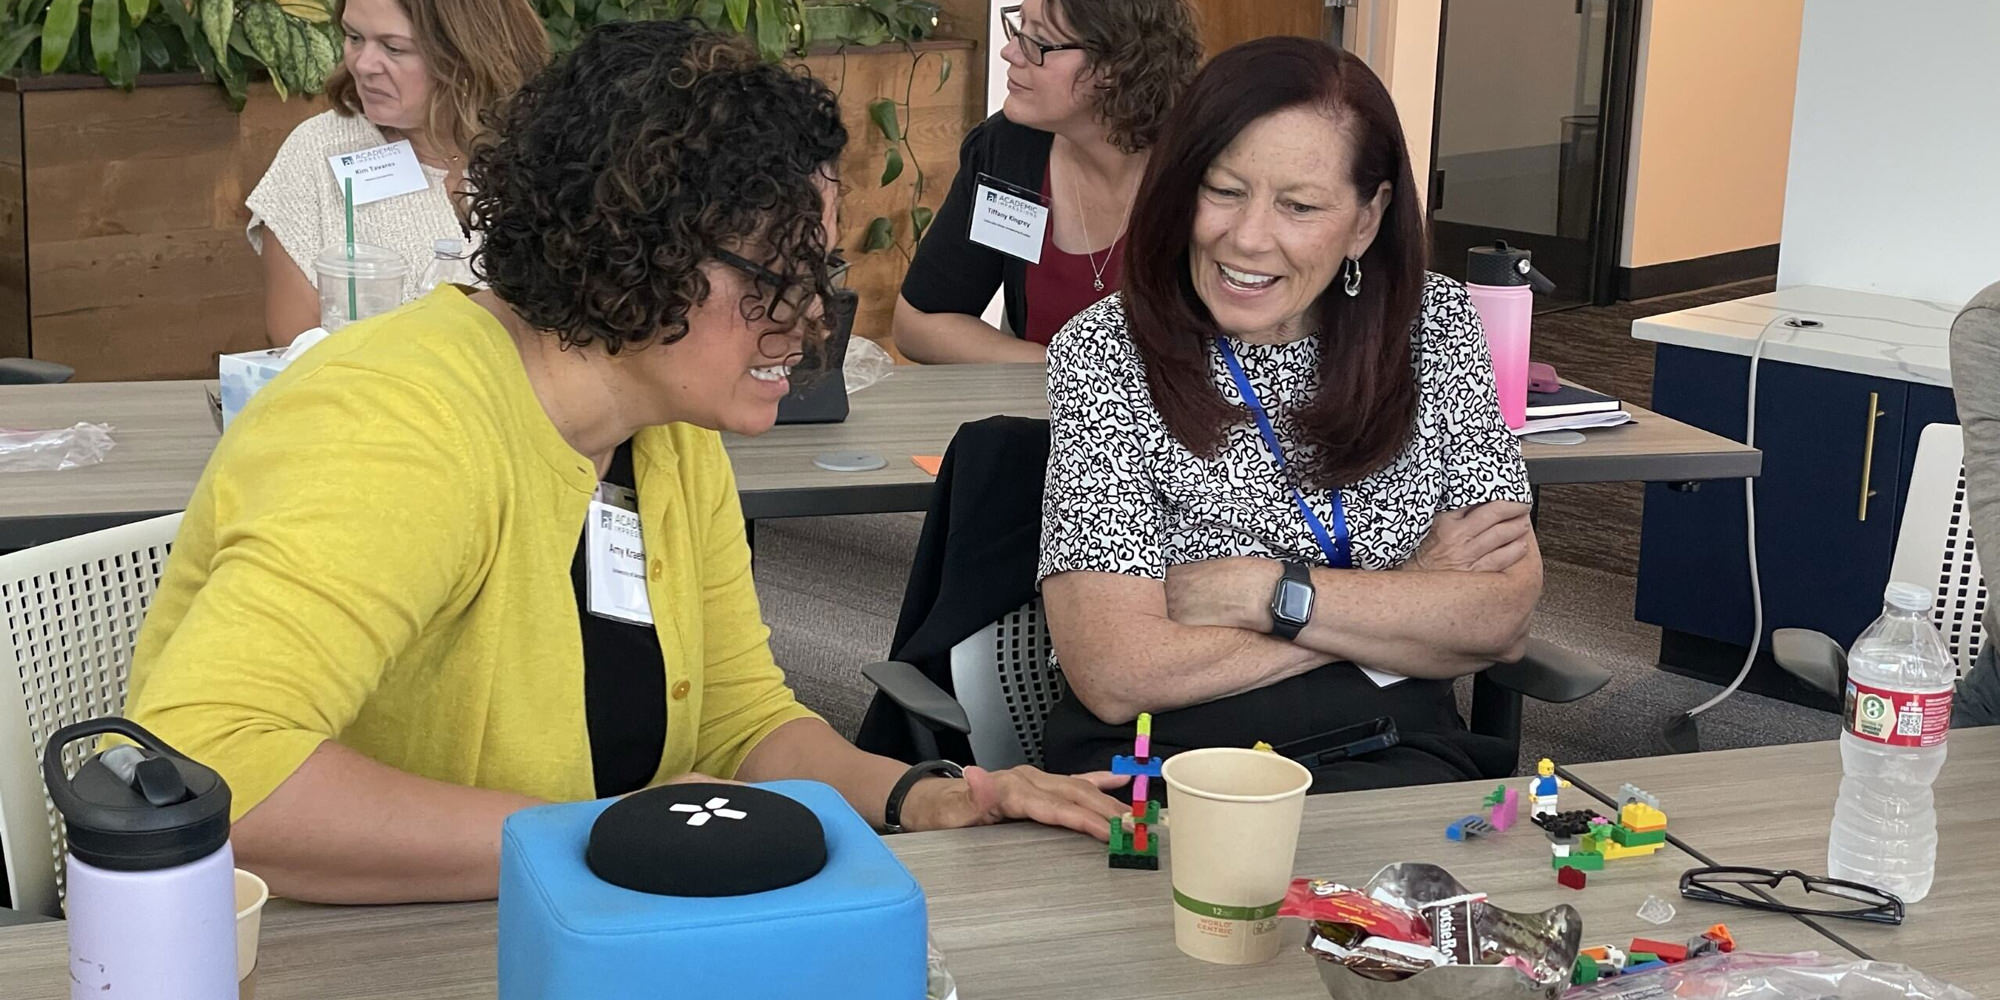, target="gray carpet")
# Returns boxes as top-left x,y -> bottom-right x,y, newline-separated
753,512 -> 1838,774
